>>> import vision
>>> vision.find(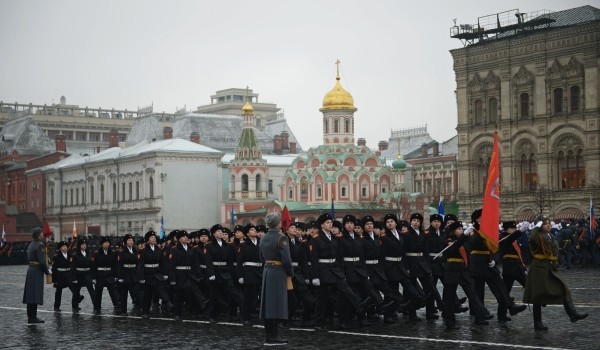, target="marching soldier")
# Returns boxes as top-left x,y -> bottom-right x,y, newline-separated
441,221 -> 491,330
52,240 -> 78,312
194,229 -> 211,299
91,236 -> 121,315
469,209 -> 526,322
116,234 -> 142,315
71,238 -> 96,312
139,230 -> 172,319
237,223 -> 263,325
169,230 -> 208,321
309,213 -> 369,332
523,218 -> 588,330
497,221 -> 527,322
259,212 -> 293,345
286,222 -> 317,326
23,227 -> 50,323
